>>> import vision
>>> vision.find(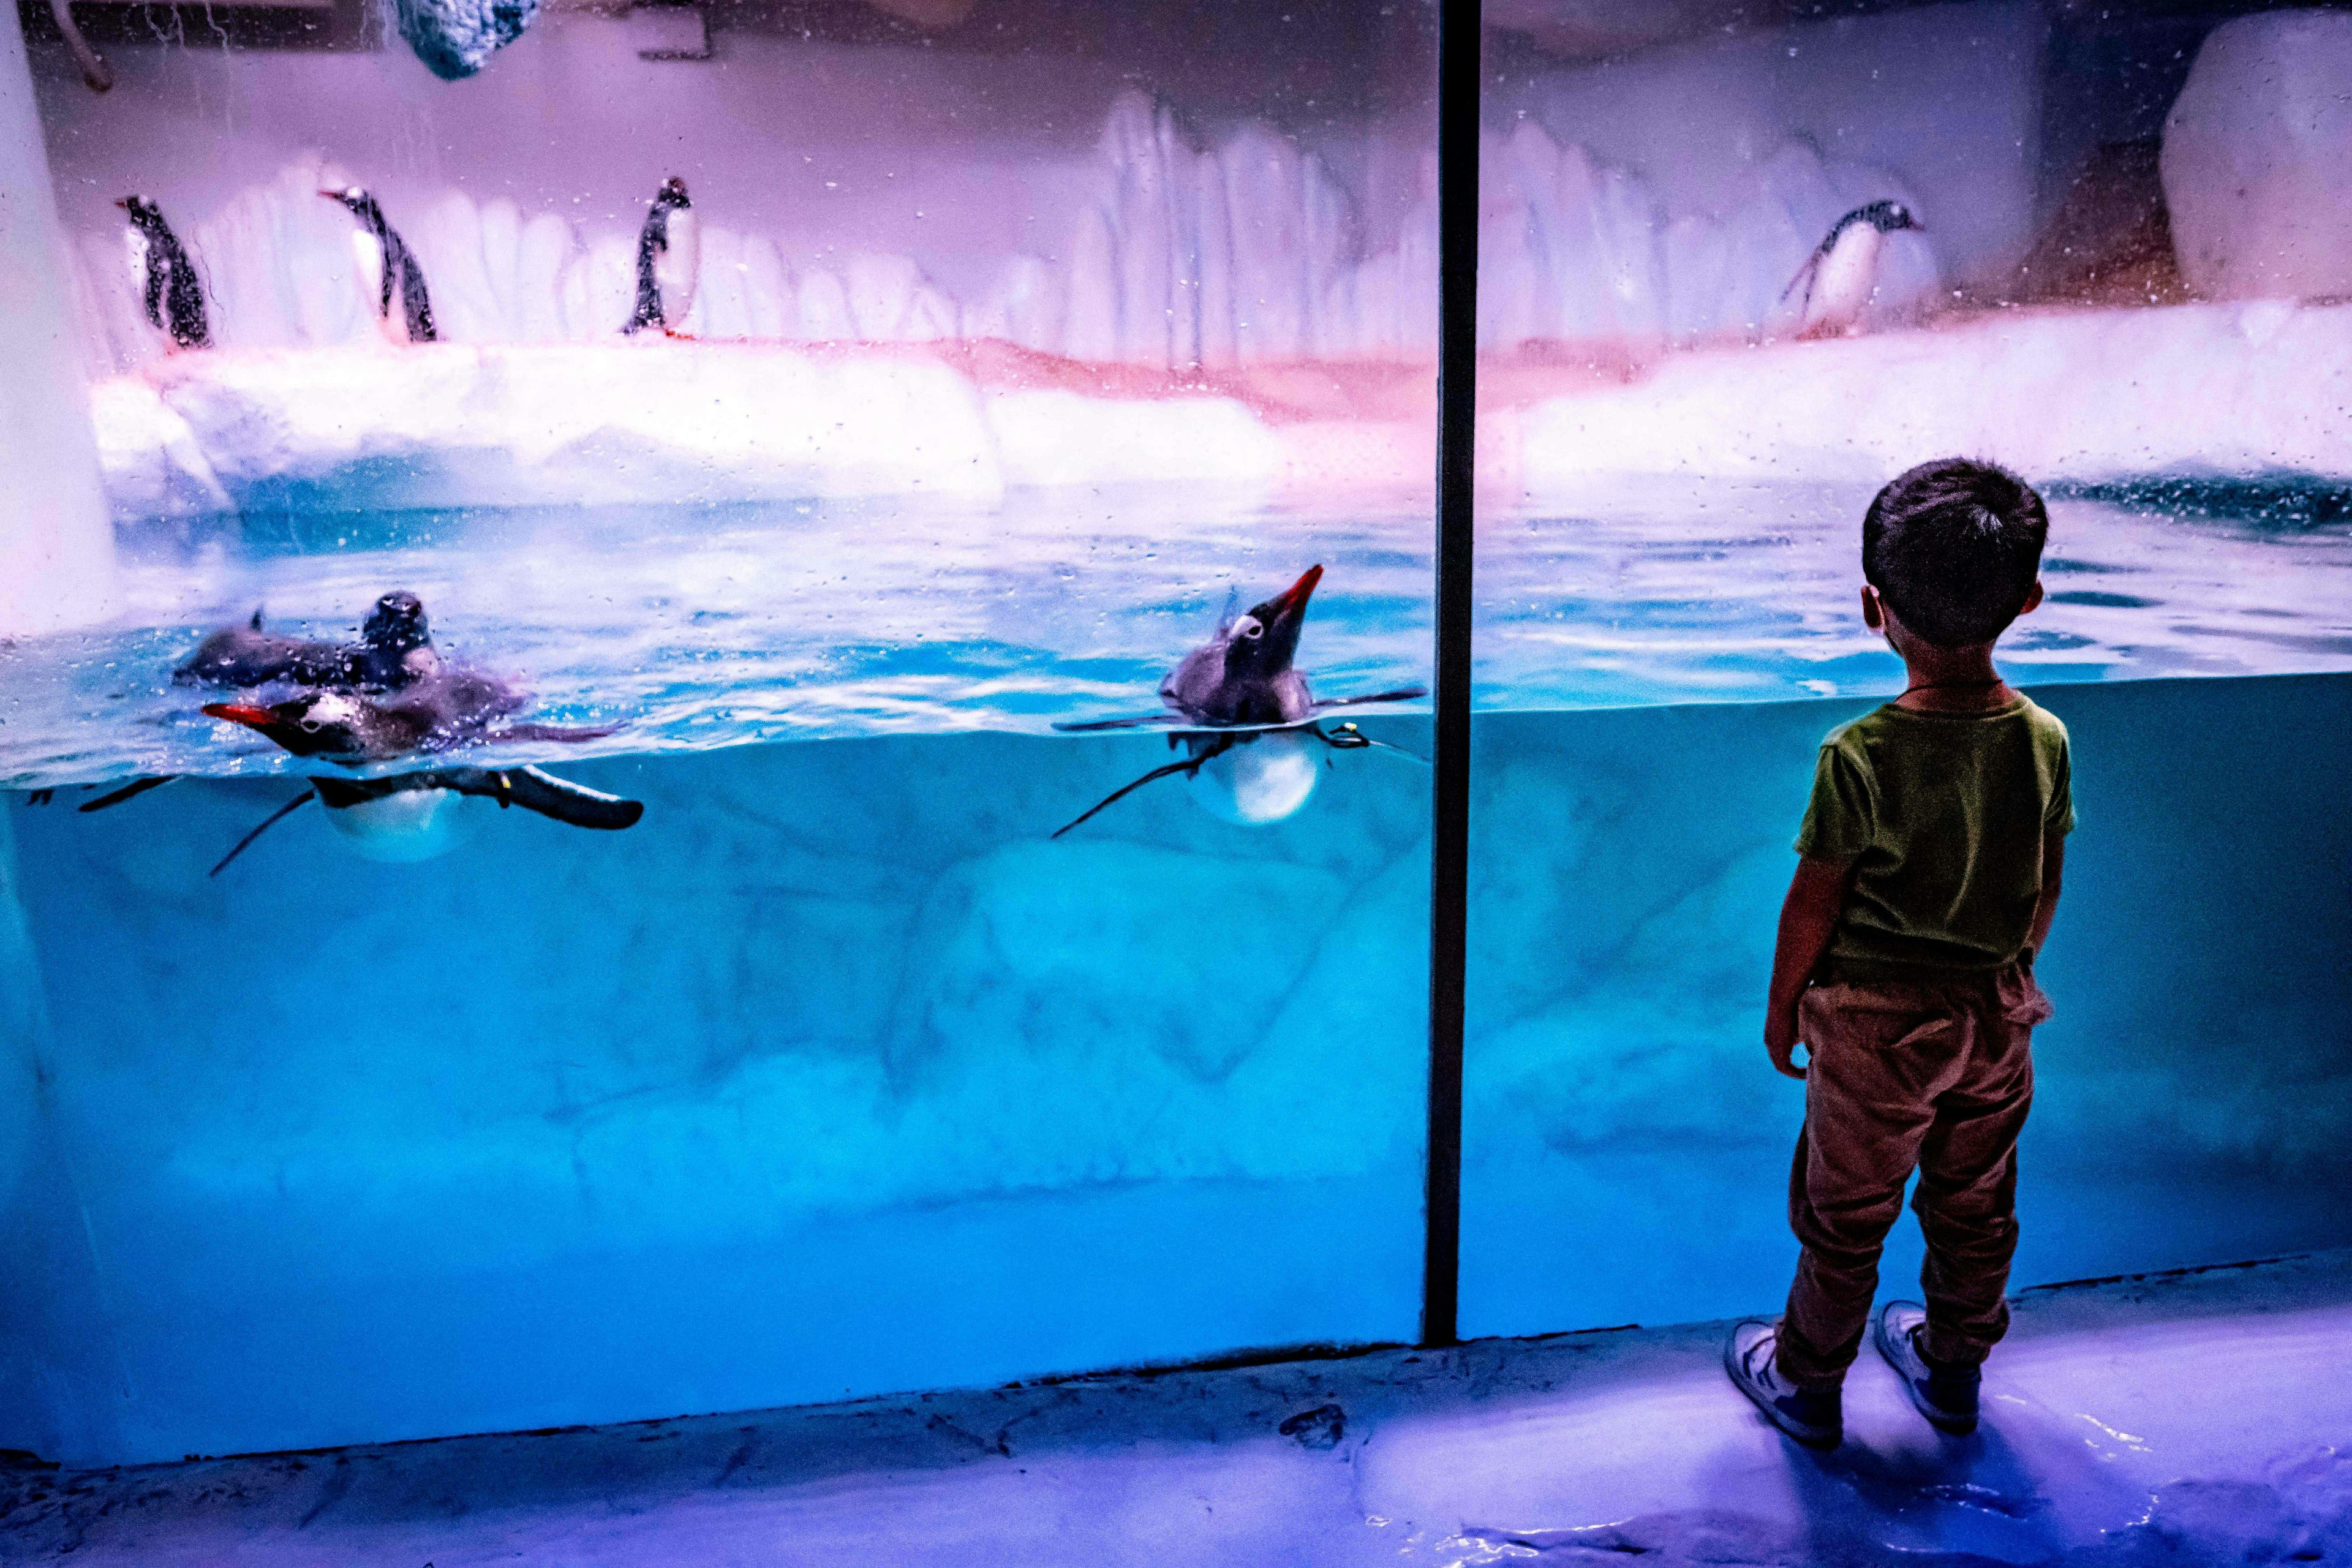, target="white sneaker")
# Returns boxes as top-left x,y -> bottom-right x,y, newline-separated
1873,1300 -> 1981,1436
1724,1319 -> 1842,1449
